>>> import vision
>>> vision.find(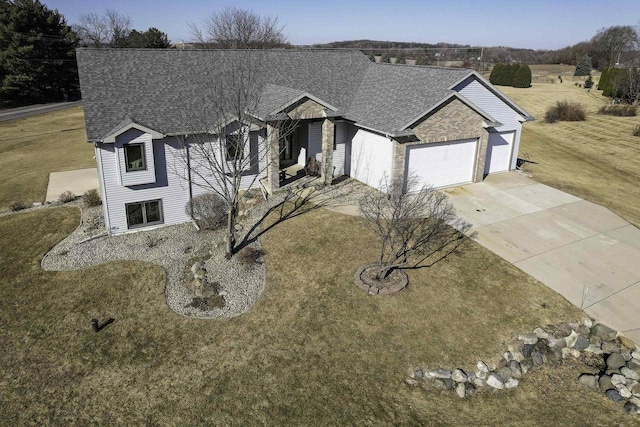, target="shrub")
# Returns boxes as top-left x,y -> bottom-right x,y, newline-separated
633,125 -> 640,137
395,52 -> 406,64
544,101 -> 587,123
597,67 -> 609,90
558,75 -> 563,83
584,75 -> 593,89
11,200 -> 28,211
368,53 -> 376,62
598,104 -> 637,116
512,64 -> 532,88
415,55 -> 428,66
602,68 -> 628,98
380,52 -> 391,63
574,55 -> 592,76
58,191 -> 76,203
489,63 -> 504,85
185,193 -> 226,230
237,246 -> 260,265
82,189 -> 101,207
